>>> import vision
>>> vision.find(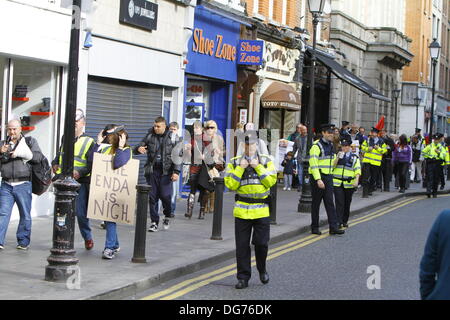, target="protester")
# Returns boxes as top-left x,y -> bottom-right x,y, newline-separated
224,132 -> 277,289
169,122 -> 183,217
135,116 -> 181,232
281,151 -> 296,191
392,134 -> 412,193
52,109 -> 95,249
420,209 -> 450,299
0,120 -> 43,250
292,125 -> 307,191
90,124 -> 131,259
